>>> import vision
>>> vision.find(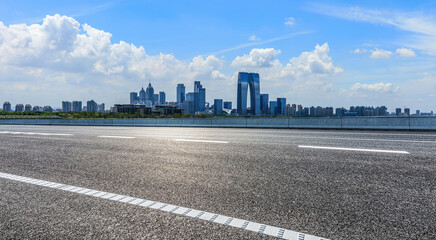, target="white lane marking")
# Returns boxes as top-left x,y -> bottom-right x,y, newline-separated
174,139 -> 228,144
0,172 -> 327,240
97,135 -> 136,139
298,145 -> 410,154
295,136 -> 436,144
0,131 -> 73,136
